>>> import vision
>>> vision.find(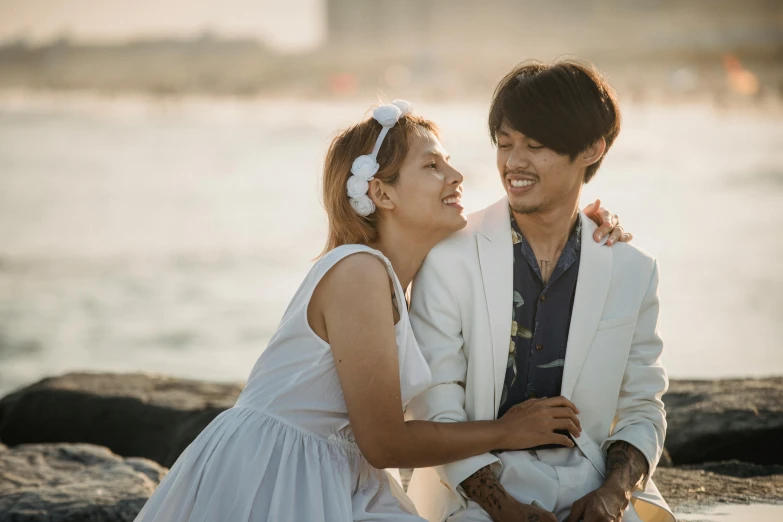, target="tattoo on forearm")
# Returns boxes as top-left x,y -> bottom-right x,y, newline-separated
528,515 -> 540,522
606,441 -> 649,493
461,466 -> 509,514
